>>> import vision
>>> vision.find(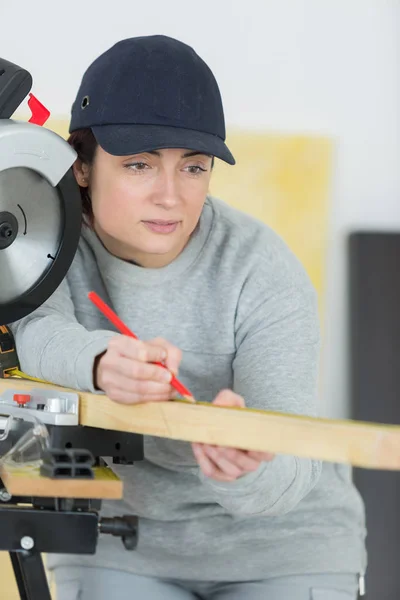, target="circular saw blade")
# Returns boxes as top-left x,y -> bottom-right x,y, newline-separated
0,167 -> 63,304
